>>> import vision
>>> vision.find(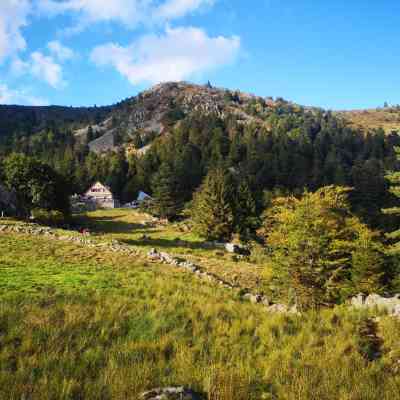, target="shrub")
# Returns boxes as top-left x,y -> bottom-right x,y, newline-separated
31,208 -> 66,226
